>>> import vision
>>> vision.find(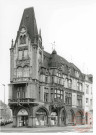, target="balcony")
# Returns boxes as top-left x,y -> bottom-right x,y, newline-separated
13,77 -> 31,83
8,98 -> 39,106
